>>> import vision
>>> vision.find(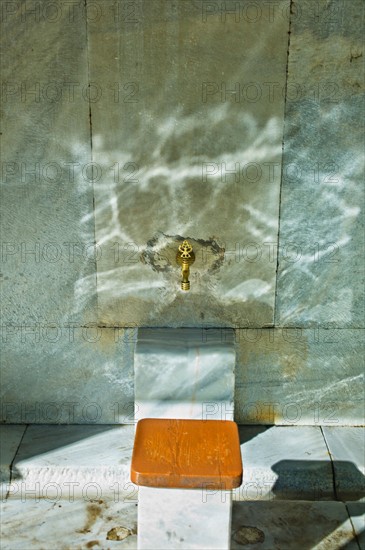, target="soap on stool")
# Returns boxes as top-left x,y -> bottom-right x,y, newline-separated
131,418 -> 242,549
